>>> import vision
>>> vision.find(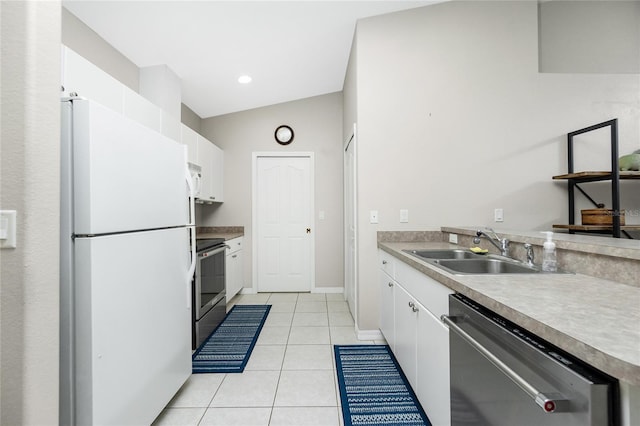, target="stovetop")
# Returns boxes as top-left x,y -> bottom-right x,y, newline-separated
196,238 -> 226,252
